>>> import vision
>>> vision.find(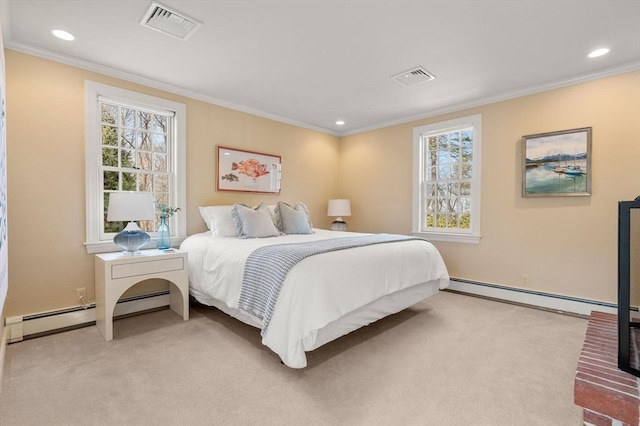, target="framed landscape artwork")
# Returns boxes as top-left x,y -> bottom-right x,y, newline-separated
216,146 -> 281,194
522,127 -> 592,197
